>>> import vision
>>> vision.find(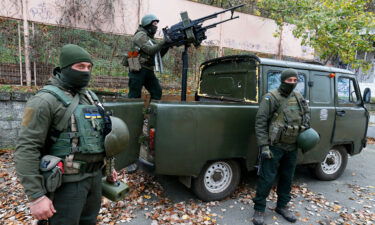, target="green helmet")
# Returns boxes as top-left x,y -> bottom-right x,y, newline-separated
104,116 -> 130,157
297,128 -> 320,153
141,14 -> 159,27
